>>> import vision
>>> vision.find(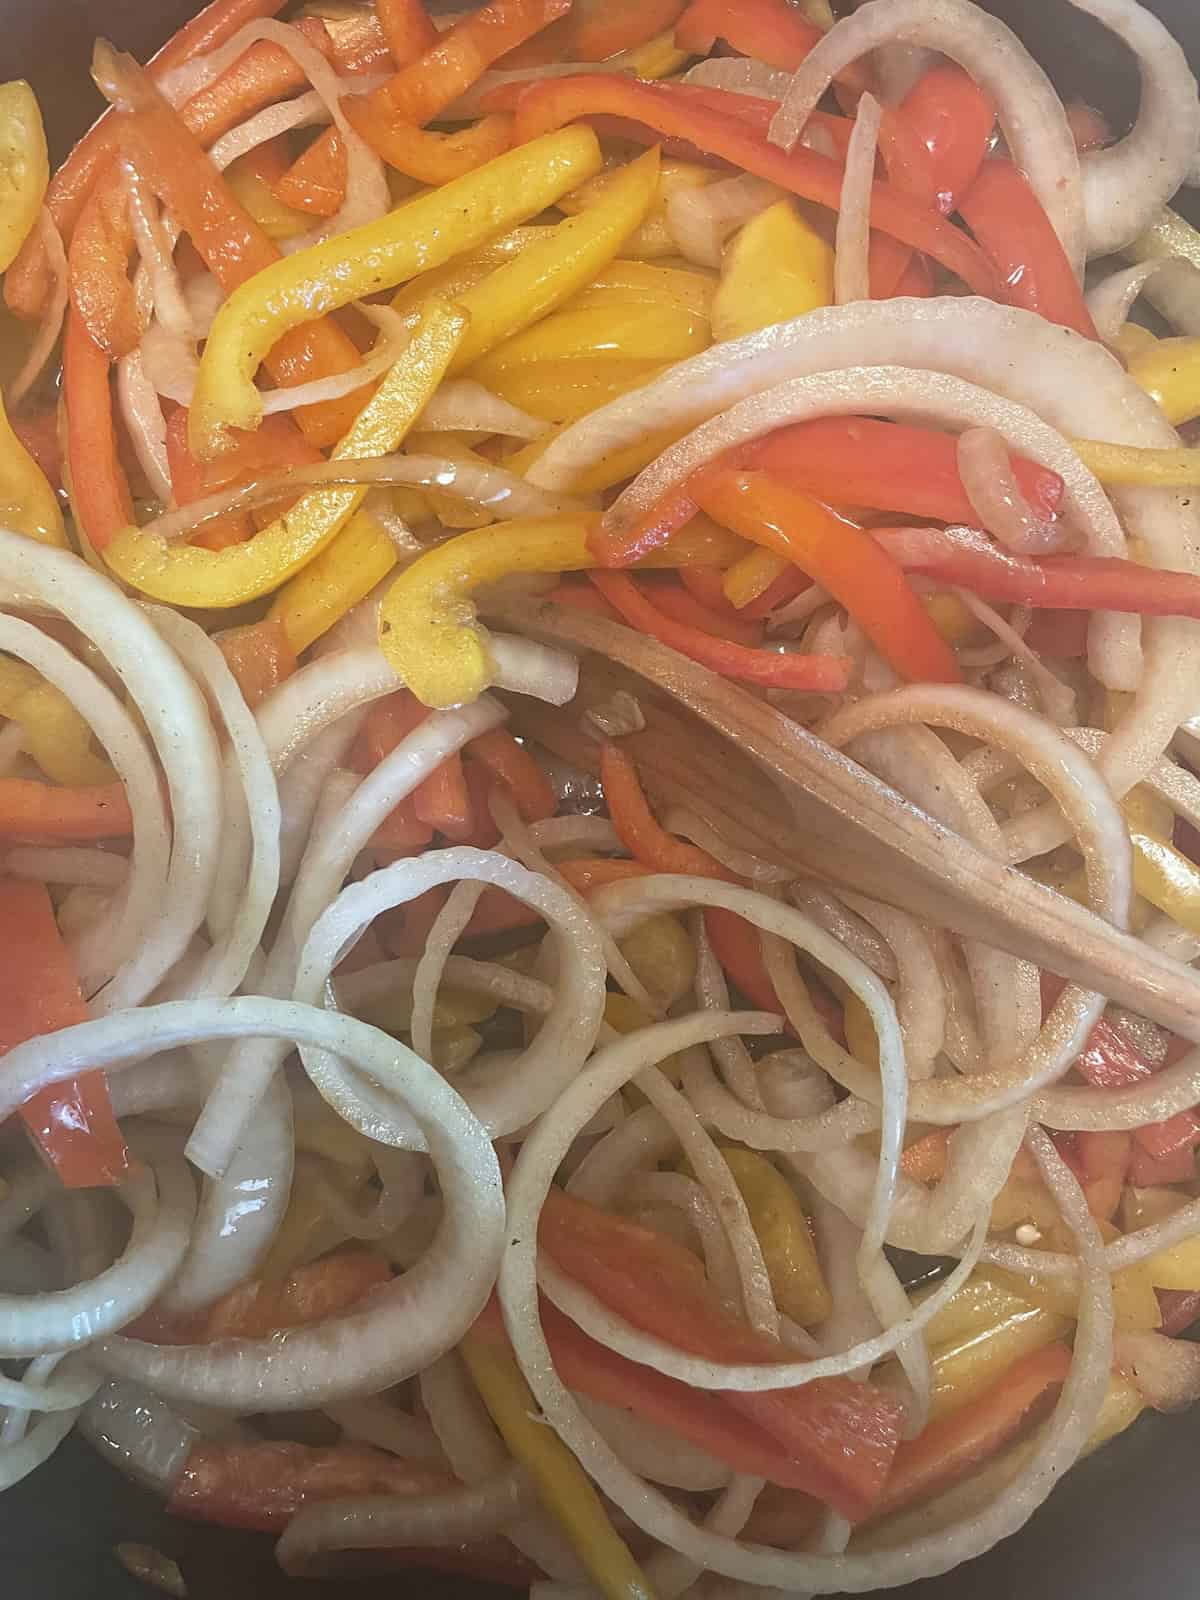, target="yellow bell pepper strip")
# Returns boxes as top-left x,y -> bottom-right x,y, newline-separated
918,1275 -> 1071,1421
188,127 -> 603,456
1126,335 -> 1200,426
267,510 -> 399,655
0,80 -> 47,272
480,357 -> 672,426
471,294 -> 709,382
0,662 -> 115,786
380,514 -> 593,706
1129,830 -> 1200,938
0,386 -> 67,547
693,469 -> 962,685
460,1322 -> 659,1600
618,912 -> 697,1009
556,157 -> 718,262
721,547 -> 792,610
1073,439 -> 1200,487
720,1147 -> 833,1327
446,146 -> 661,375
104,299 -> 466,609
566,259 -> 716,318
988,1254 -> 1162,1336
710,199 -> 834,342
